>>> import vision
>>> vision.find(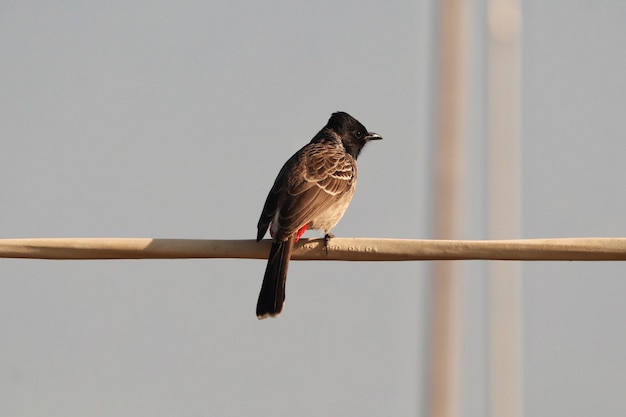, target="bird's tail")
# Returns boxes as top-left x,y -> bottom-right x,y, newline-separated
256,236 -> 294,319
